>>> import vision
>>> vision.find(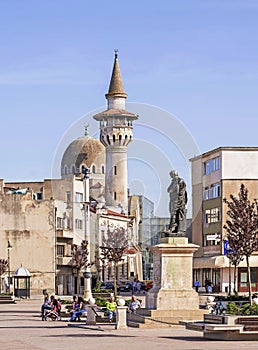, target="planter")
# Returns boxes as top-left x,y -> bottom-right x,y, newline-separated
92,292 -> 111,298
